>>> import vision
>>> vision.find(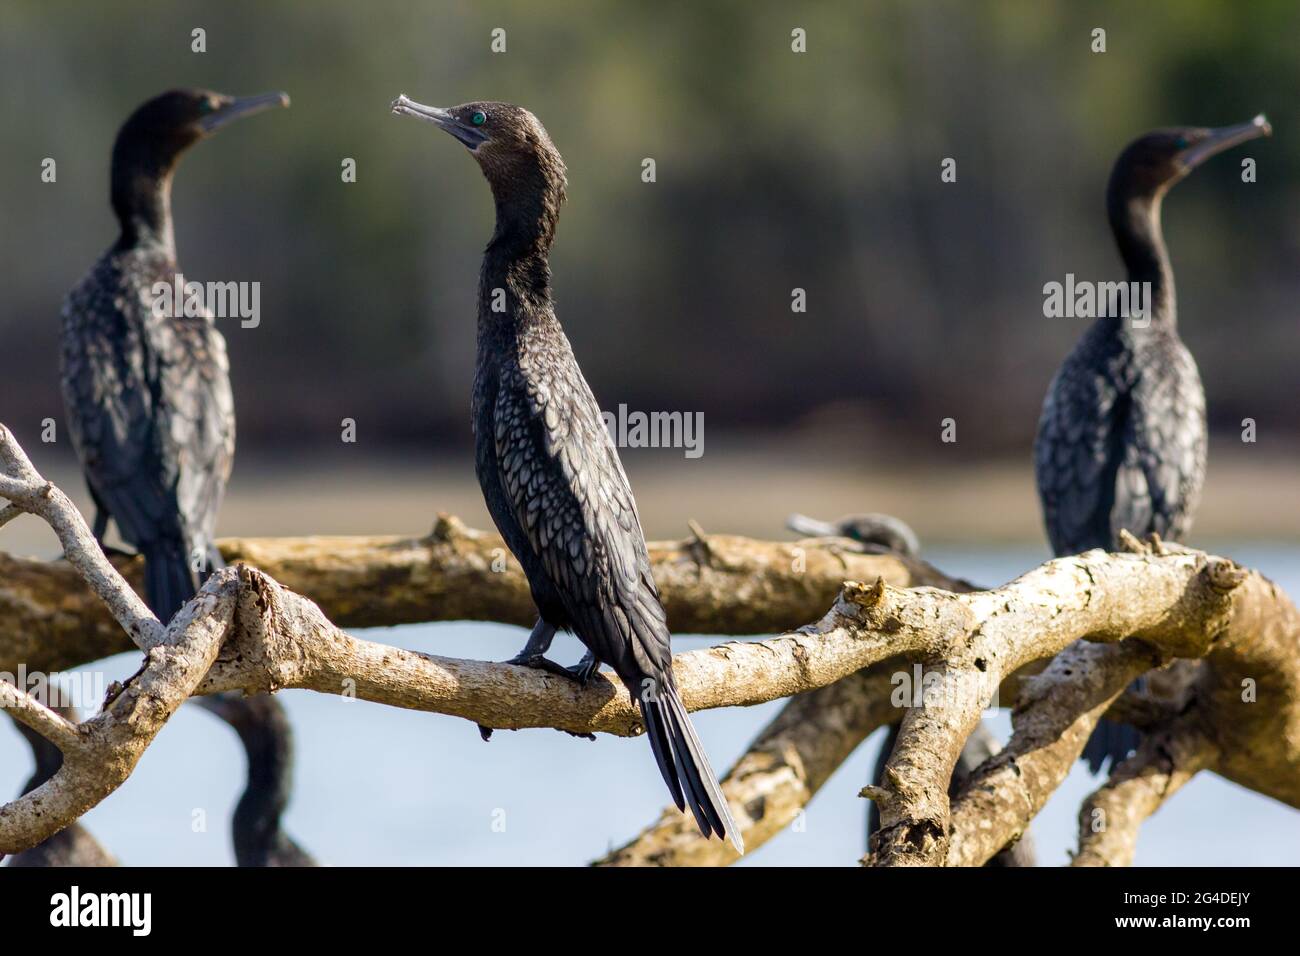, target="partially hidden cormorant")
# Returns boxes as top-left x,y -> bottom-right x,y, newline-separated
869,723 -> 1035,866
392,95 -> 742,852
787,511 -> 921,557
7,705 -> 117,867
788,513 -> 1032,863
1034,116 -> 1271,772
197,693 -> 317,867
60,88 -> 288,623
